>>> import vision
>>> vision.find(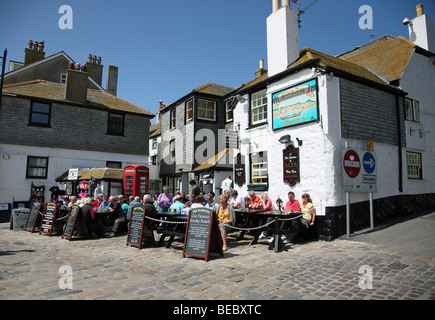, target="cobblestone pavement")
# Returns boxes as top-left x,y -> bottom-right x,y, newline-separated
1,217 -> 434,301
